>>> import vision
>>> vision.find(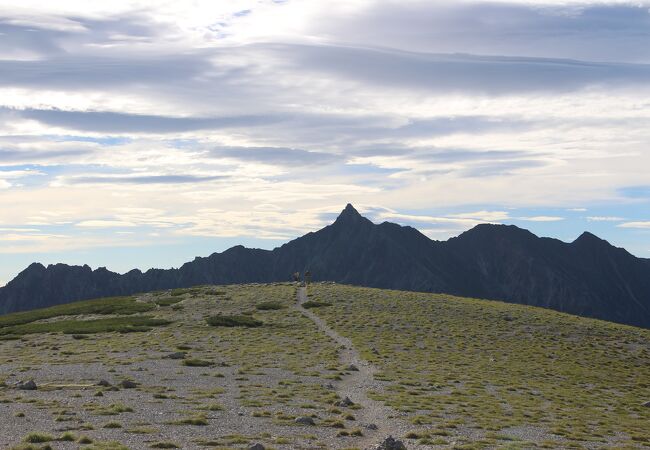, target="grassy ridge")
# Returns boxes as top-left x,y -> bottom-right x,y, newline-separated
0,296 -> 154,328
310,284 -> 650,447
2,282 -> 648,448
